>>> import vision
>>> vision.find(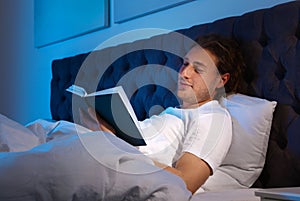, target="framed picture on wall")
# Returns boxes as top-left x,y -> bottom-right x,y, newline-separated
34,0 -> 109,47
114,0 -> 195,23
